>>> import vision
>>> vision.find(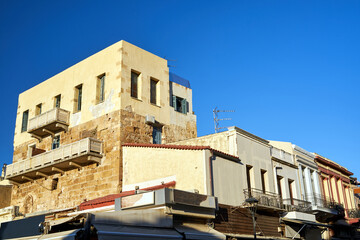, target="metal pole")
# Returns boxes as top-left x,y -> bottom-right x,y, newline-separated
252,210 -> 257,239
